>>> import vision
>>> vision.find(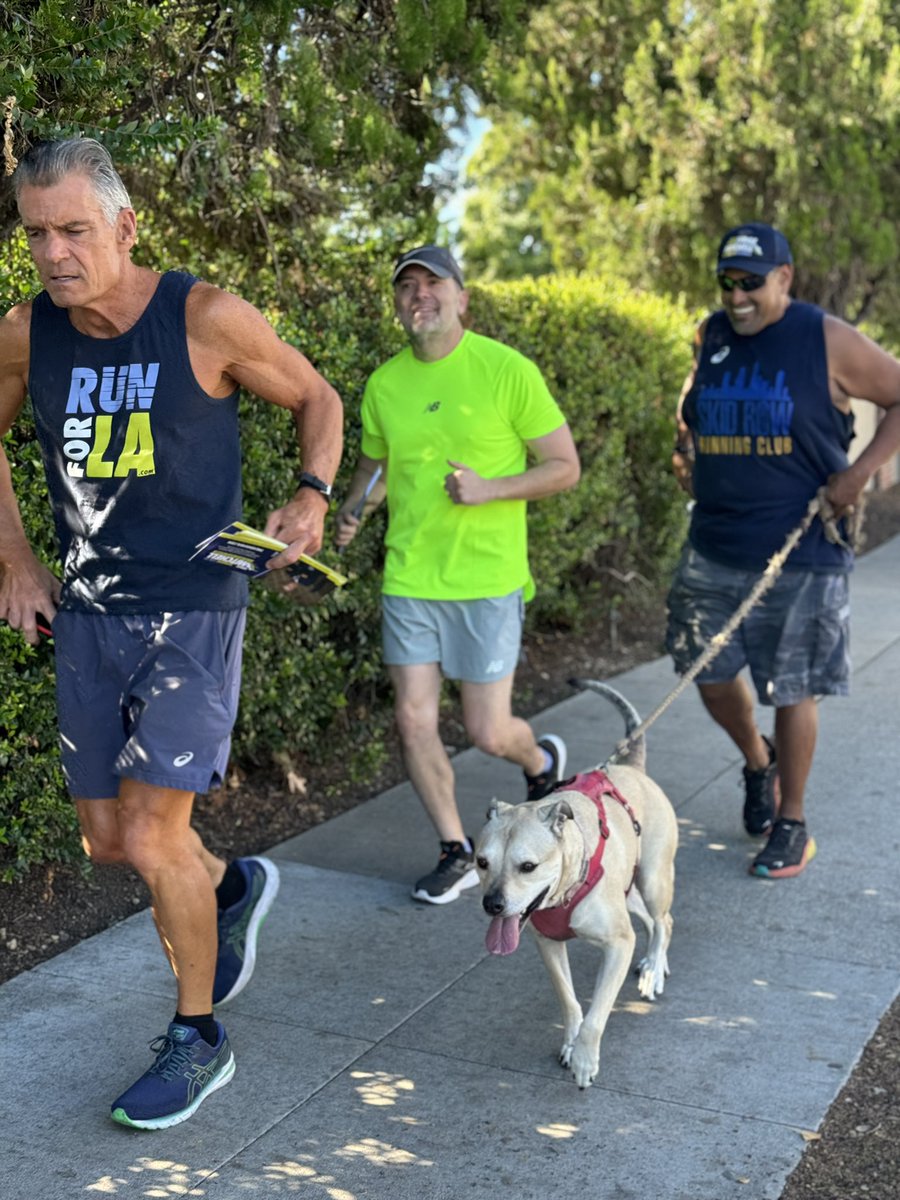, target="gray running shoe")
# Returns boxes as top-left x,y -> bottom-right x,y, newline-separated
412,840 -> 479,905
